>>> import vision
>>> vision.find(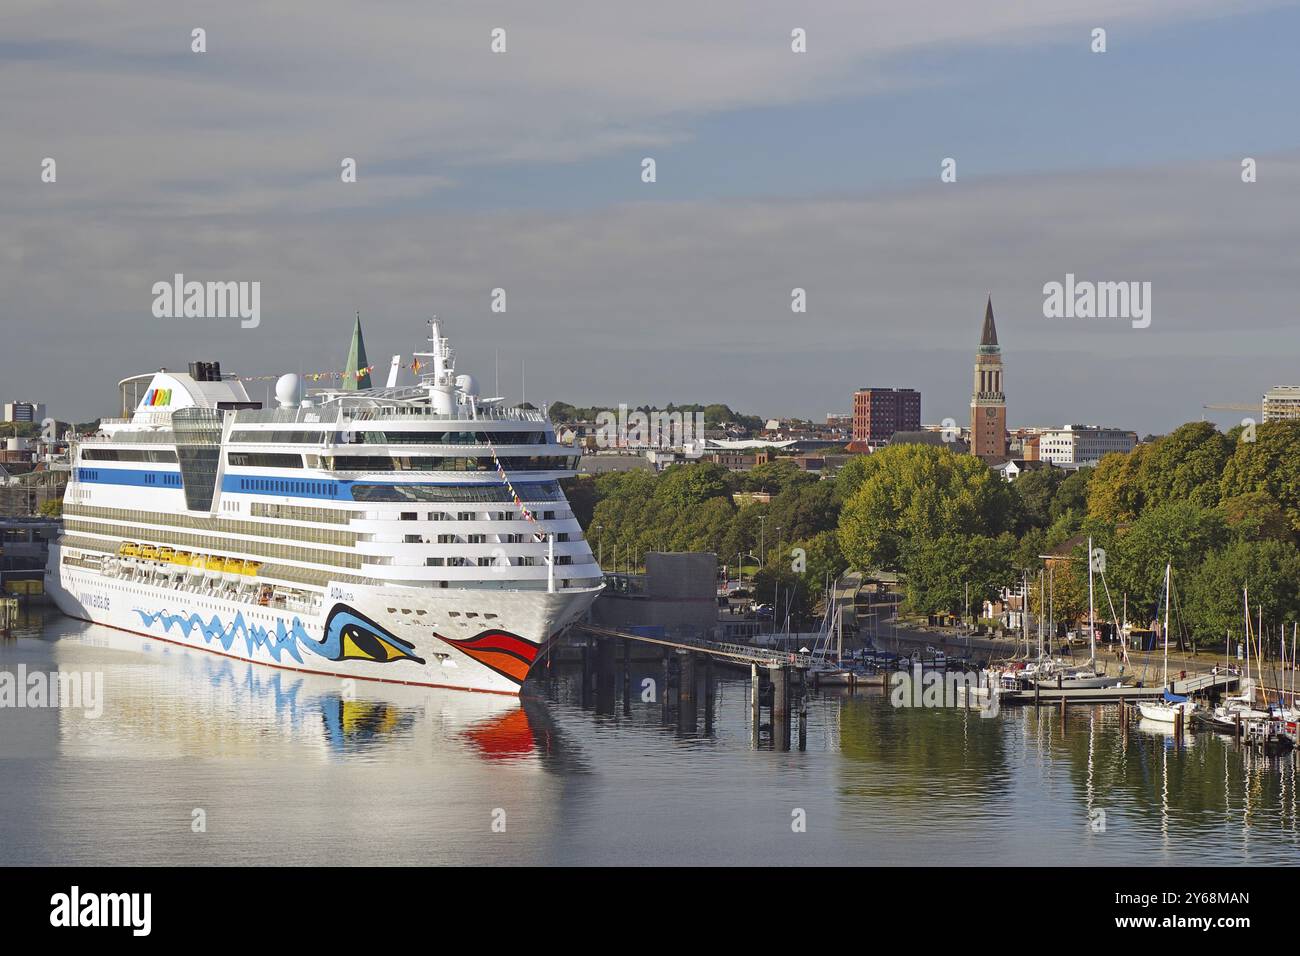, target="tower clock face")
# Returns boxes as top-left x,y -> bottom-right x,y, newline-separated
986,408 -> 997,417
